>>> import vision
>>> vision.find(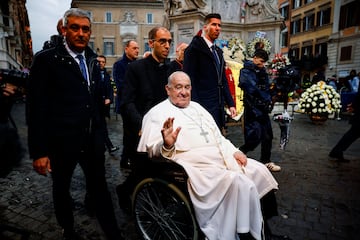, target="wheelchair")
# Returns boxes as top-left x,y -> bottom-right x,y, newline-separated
128,155 -> 203,240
